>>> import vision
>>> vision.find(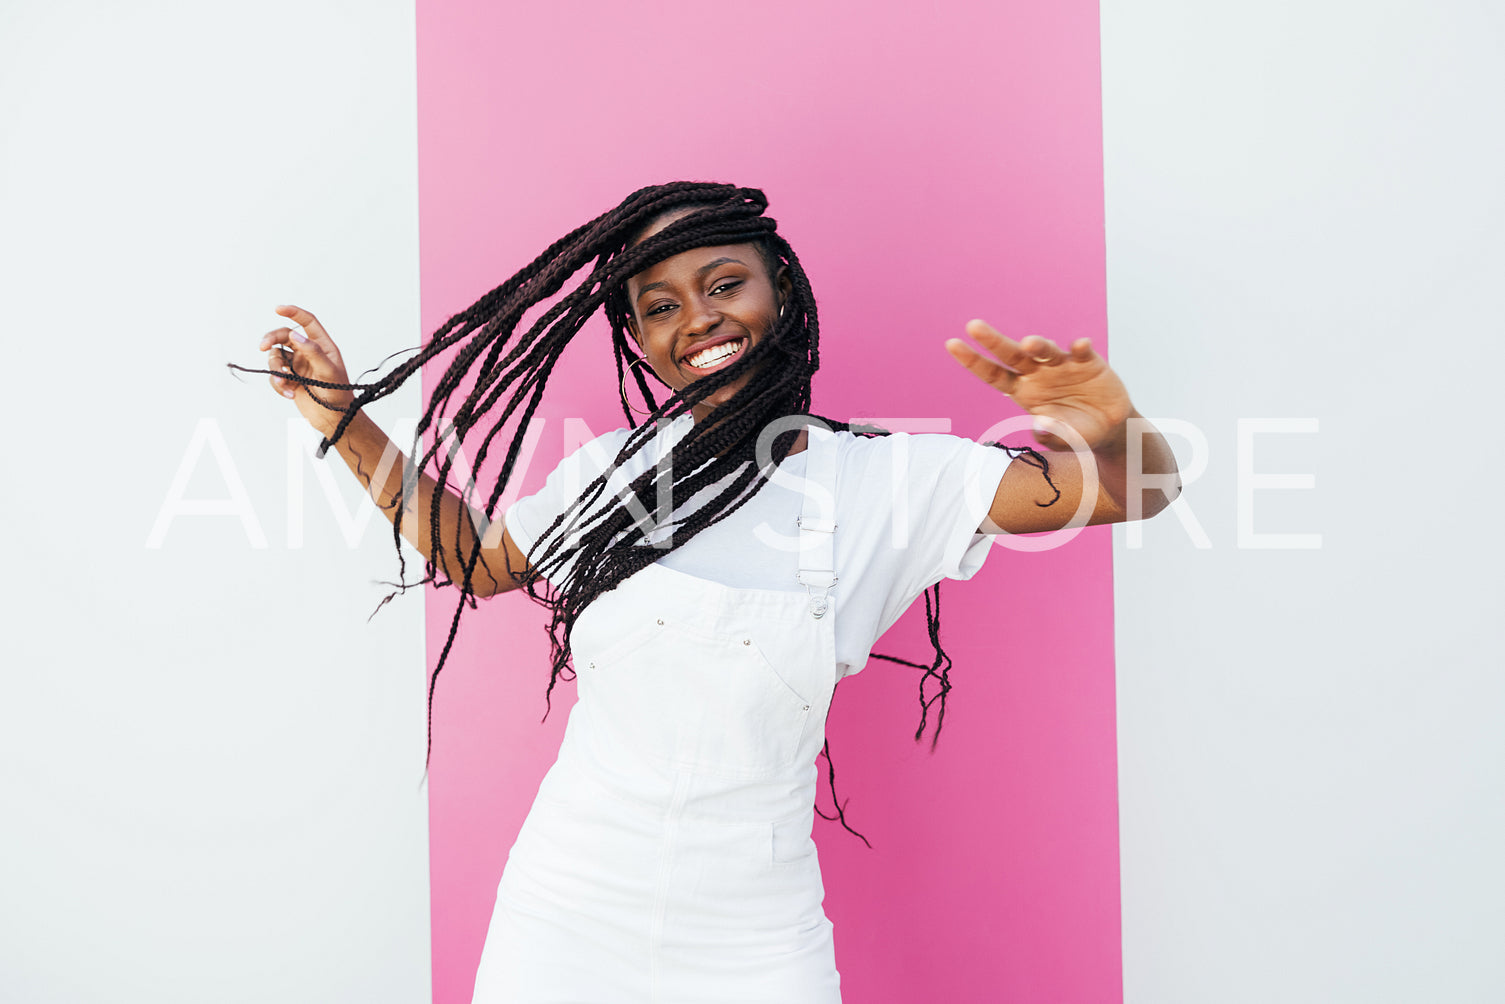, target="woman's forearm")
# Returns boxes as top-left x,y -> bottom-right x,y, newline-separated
1088,409 -> 1181,521
325,410 -> 509,595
